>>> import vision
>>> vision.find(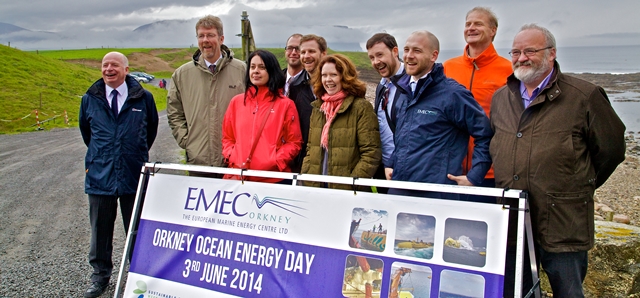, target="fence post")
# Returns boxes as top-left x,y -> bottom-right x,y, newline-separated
35,109 -> 43,131
64,110 -> 69,126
